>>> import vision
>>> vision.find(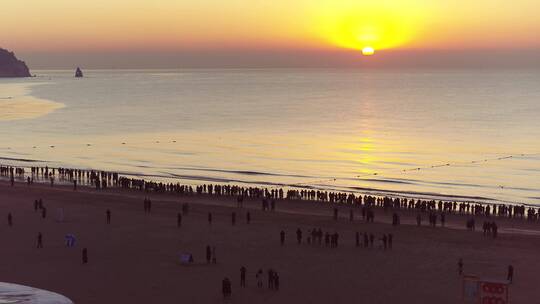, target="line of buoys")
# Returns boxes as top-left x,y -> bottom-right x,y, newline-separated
269,152 -> 540,191
355,152 -> 540,179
